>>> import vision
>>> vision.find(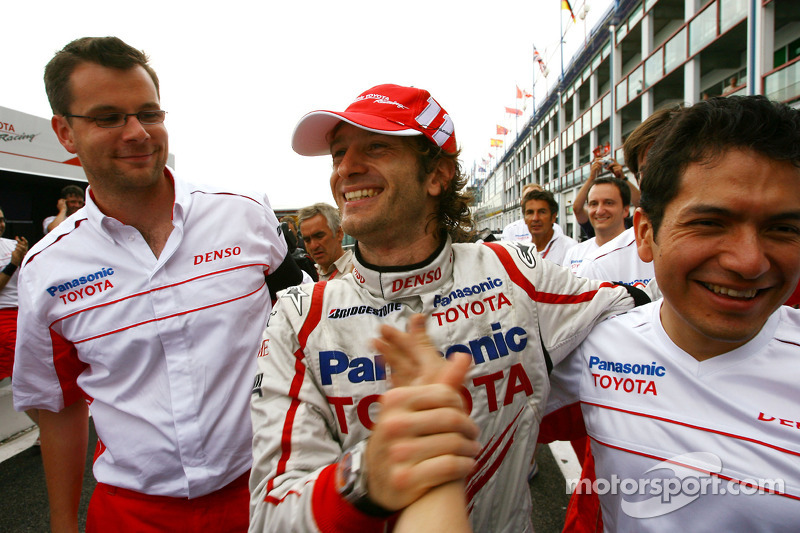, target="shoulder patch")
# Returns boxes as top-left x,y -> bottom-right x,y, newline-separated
511,242 -> 537,269
281,285 -> 310,315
